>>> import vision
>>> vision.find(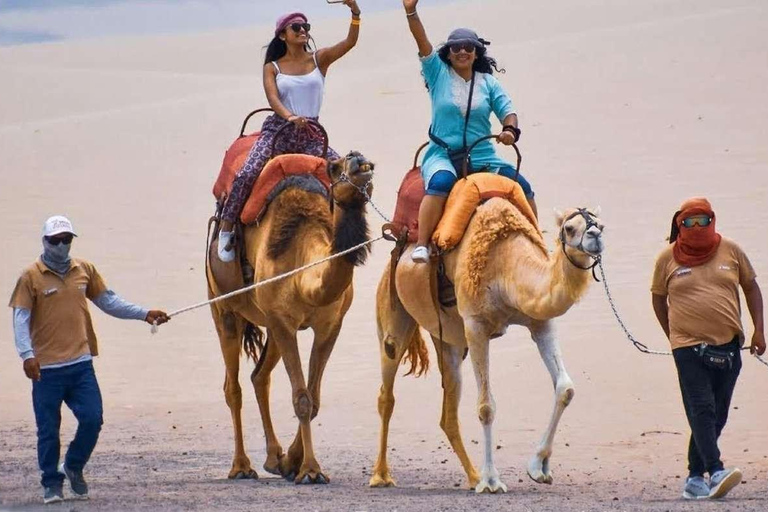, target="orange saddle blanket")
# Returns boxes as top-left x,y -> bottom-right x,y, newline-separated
212,133 -> 331,224
391,169 -> 538,250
